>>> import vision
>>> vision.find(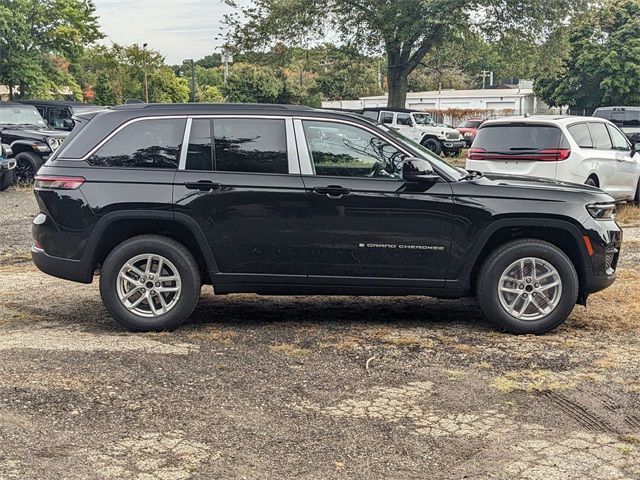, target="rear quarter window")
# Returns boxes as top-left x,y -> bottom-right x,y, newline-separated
473,124 -> 566,152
